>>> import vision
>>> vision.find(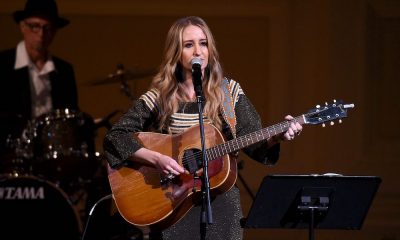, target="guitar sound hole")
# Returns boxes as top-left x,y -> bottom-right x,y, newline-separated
183,149 -> 202,174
